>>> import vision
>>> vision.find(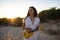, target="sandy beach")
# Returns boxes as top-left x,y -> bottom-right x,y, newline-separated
0,22 -> 60,40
